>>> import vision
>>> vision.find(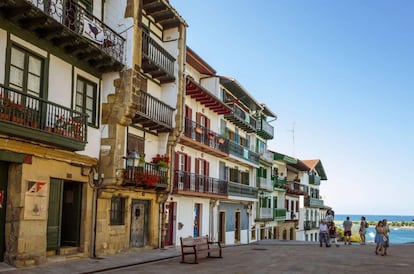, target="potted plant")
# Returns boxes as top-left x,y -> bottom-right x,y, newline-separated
151,154 -> 170,171
0,95 -> 11,120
